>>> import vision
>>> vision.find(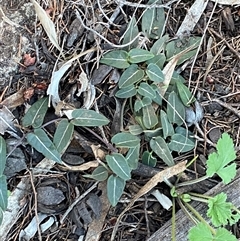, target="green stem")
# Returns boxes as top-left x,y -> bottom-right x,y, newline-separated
175,175 -> 209,187
171,198 -> 176,241
183,201 -> 216,235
